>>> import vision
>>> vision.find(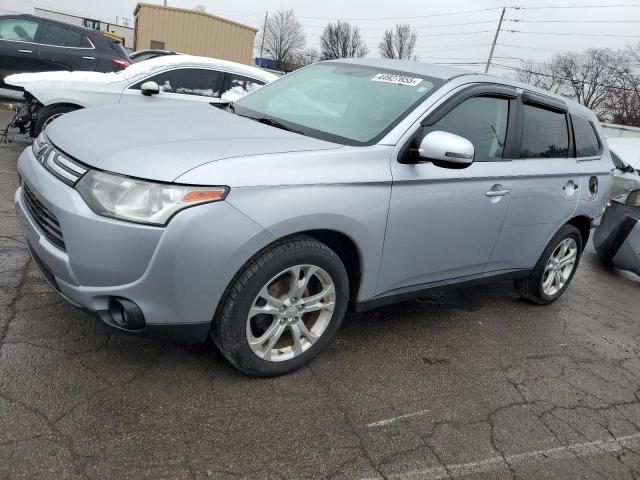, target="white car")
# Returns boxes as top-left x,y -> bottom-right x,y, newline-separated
6,54 -> 278,136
